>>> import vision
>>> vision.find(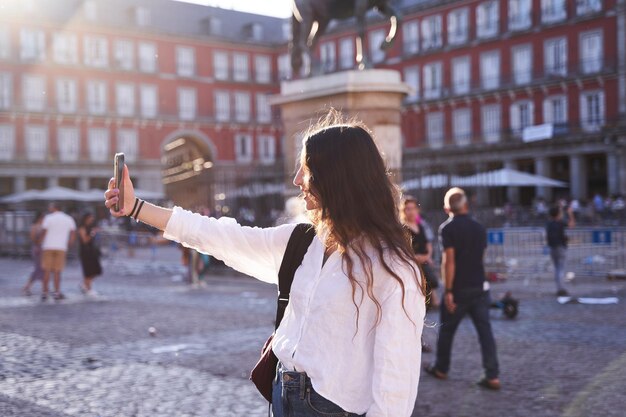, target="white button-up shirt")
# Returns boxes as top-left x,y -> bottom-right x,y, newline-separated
163,207 -> 425,417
